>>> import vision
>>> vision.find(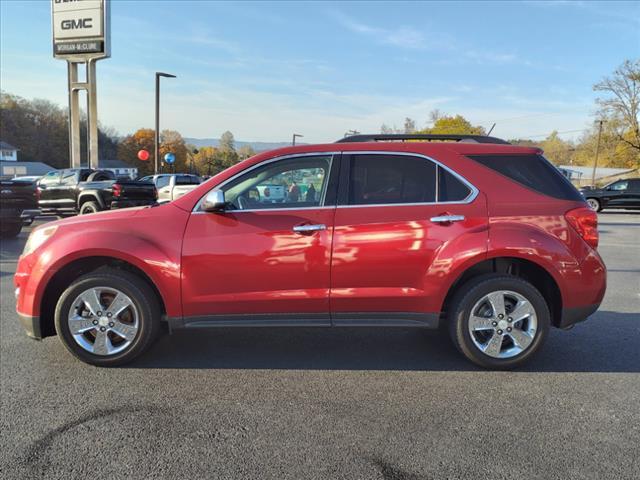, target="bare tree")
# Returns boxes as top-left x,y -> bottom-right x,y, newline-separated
403,117 -> 416,134
593,59 -> 640,152
428,109 -> 443,125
